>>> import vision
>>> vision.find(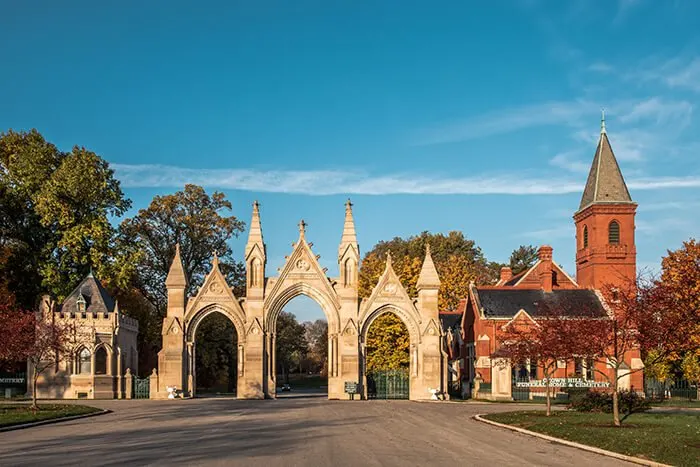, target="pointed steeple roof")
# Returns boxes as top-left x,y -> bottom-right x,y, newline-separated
165,243 -> 188,288
245,201 -> 265,260
338,199 -> 359,259
417,244 -> 441,289
578,114 -> 634,211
